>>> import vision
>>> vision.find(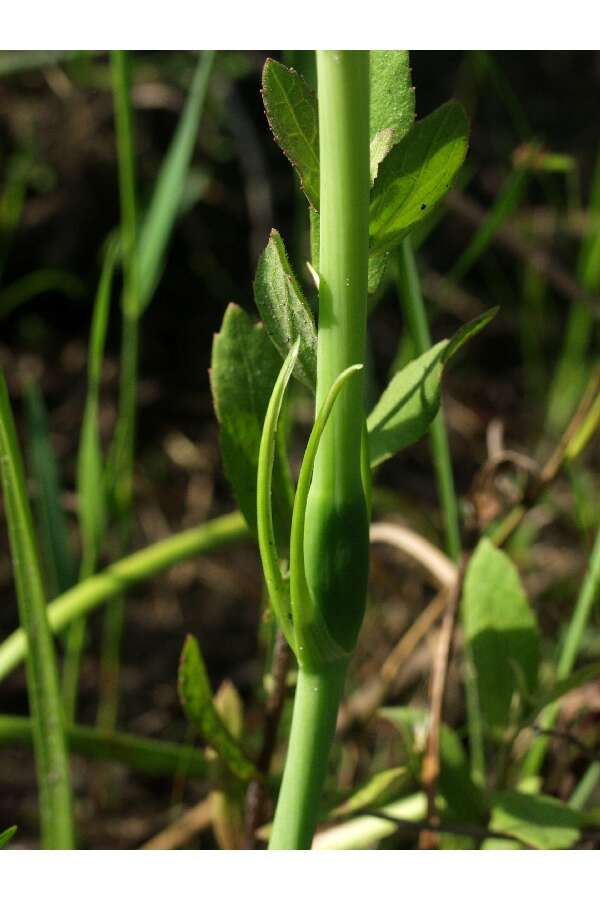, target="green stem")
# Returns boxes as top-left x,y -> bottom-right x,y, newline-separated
0,714 -> 208,779
521,522 -> 600,779
269,50 -> 370,851
100,50 -> 141,730
0,376 -> 74,848
0,511 -> 248,683
397,237 -> 461,561
396,237 -> 485,787
269,662 -> 347,849
304,50 -> 370,654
